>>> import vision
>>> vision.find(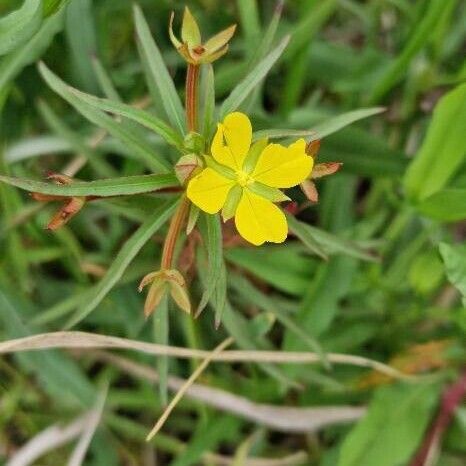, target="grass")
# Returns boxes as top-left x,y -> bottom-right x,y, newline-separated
0,0 -> 465,465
